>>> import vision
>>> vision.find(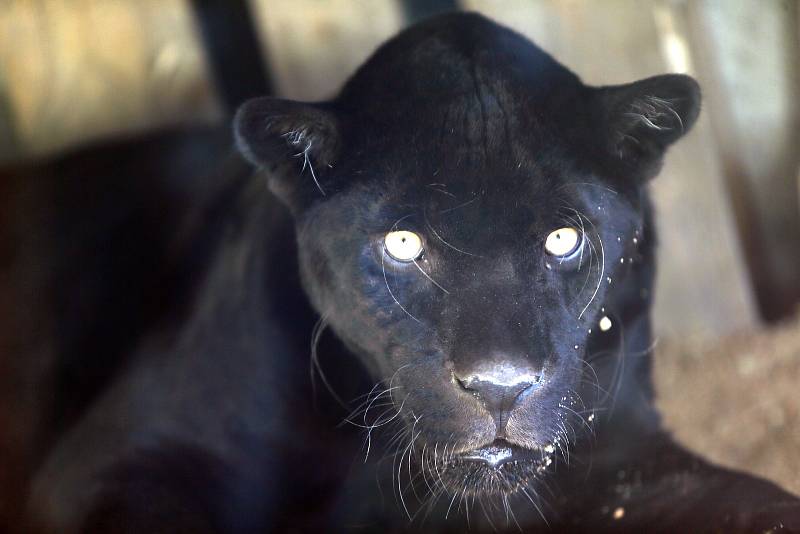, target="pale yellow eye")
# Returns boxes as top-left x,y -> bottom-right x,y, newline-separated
544,227 -> 581,257
384,231 -> 423,262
